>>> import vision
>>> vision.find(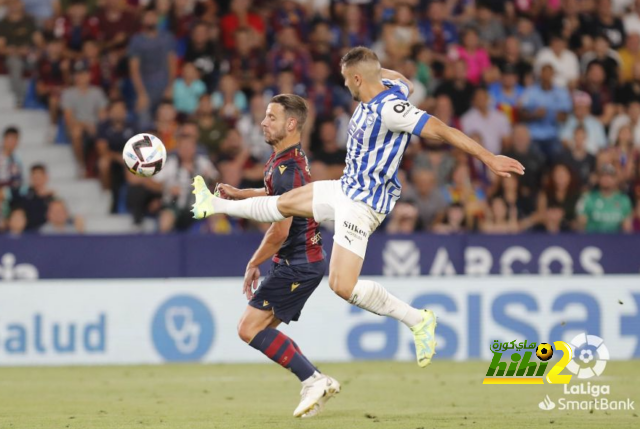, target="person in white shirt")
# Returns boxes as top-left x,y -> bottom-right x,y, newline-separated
461,87 -> 512,154
534,34 -> 580,88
